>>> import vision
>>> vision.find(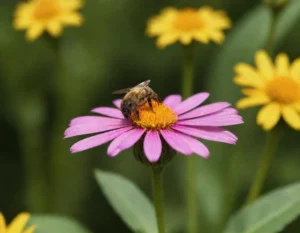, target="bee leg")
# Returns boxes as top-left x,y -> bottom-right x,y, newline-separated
135,109 -> 140,120
147,97 -> 155,113
155,94 -> 161,103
